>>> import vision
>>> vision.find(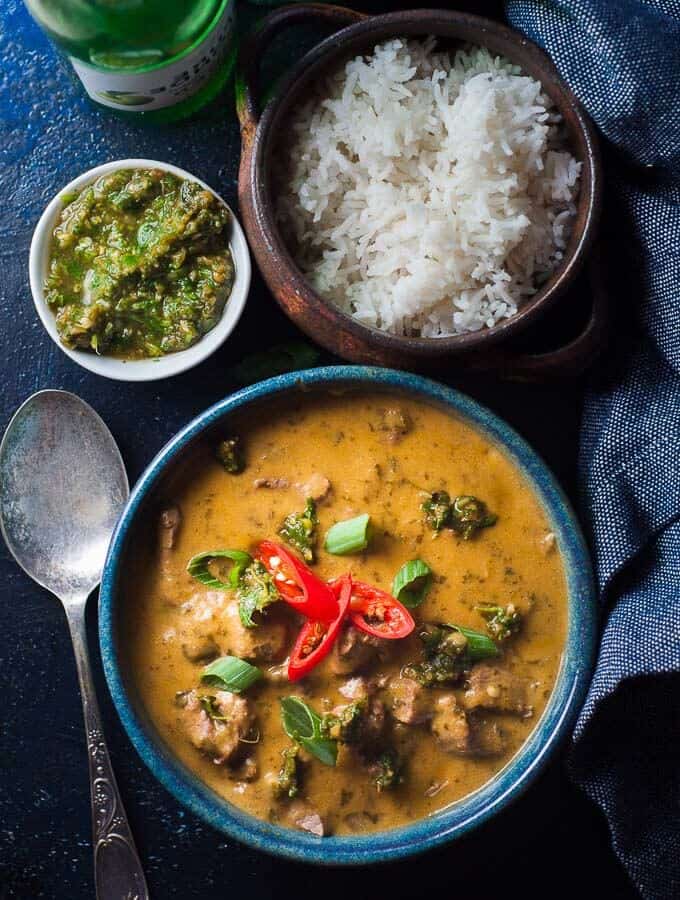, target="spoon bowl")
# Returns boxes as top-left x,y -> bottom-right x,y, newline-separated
0,390 -> 128,601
